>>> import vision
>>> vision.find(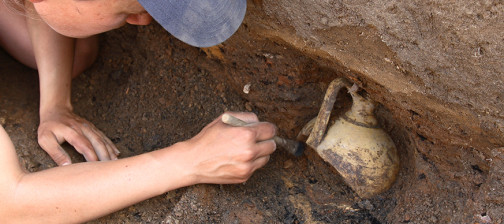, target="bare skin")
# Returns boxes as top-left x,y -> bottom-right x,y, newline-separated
0,0 -> 277,222
0,112 -> 277,223
1,0 -> 151,165
32,0 -> 153,38
1,2 -> 118,165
